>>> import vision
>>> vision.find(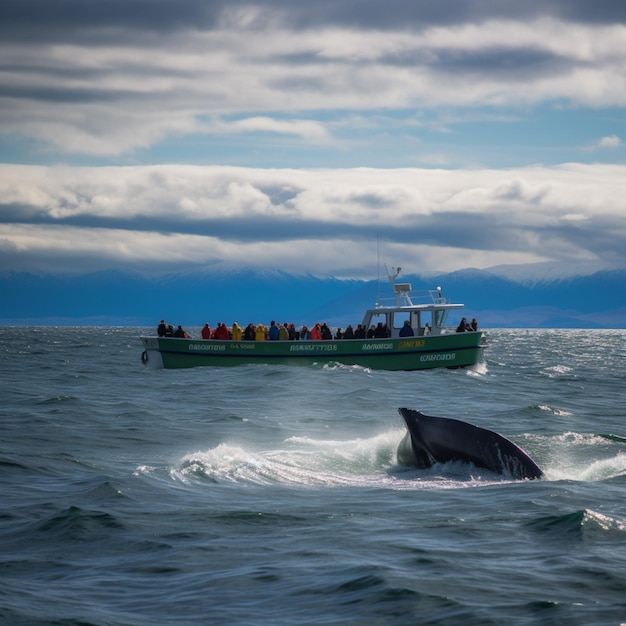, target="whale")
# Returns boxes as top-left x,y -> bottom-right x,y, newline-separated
397,408 -> 544,479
